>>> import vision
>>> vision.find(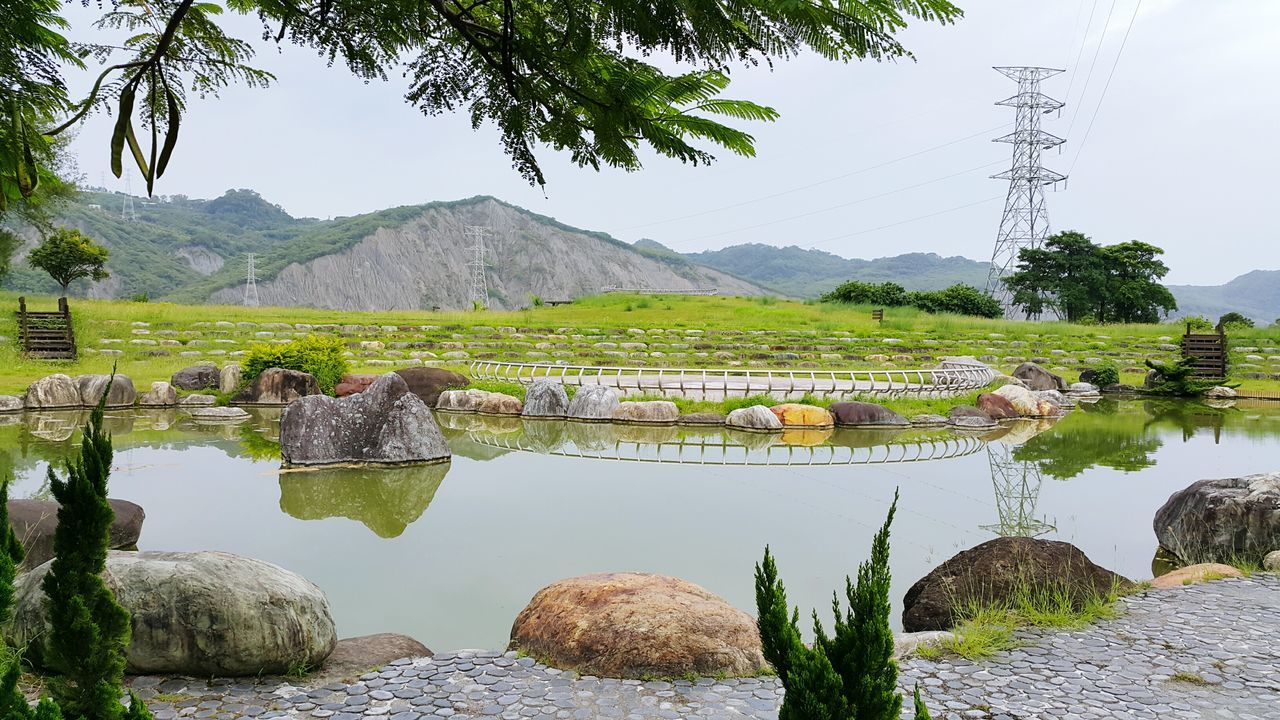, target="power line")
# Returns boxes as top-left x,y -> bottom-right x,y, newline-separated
1063,0 -> 1101,102
673,160 -> 1005,244
1063,0 -> 1119,140
619,124 -> 1010,231
805,195 -> 1003,249
1068,0 -> 1143,175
